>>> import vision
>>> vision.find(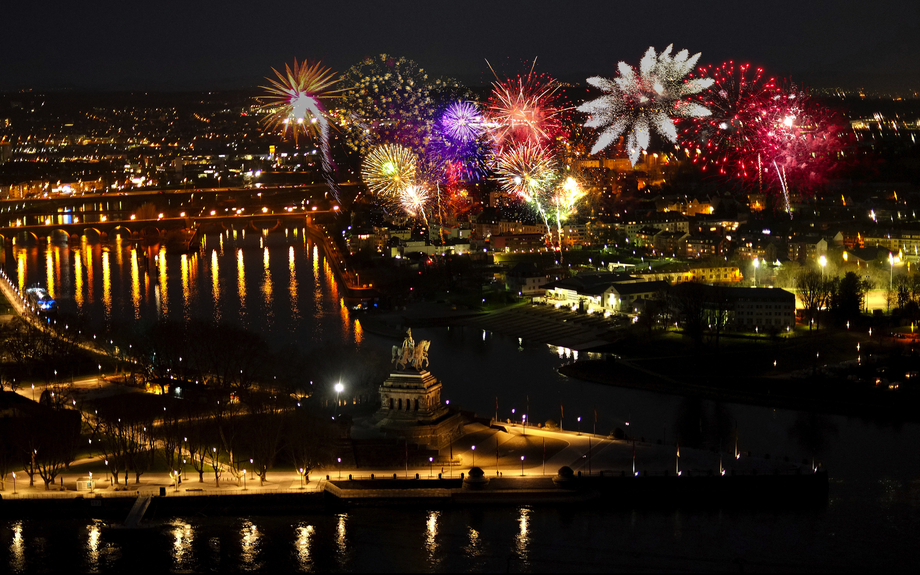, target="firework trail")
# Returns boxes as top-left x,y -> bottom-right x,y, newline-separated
398,184 -> 432,225
579,45 -> 714,165
260,59 -> 341,200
